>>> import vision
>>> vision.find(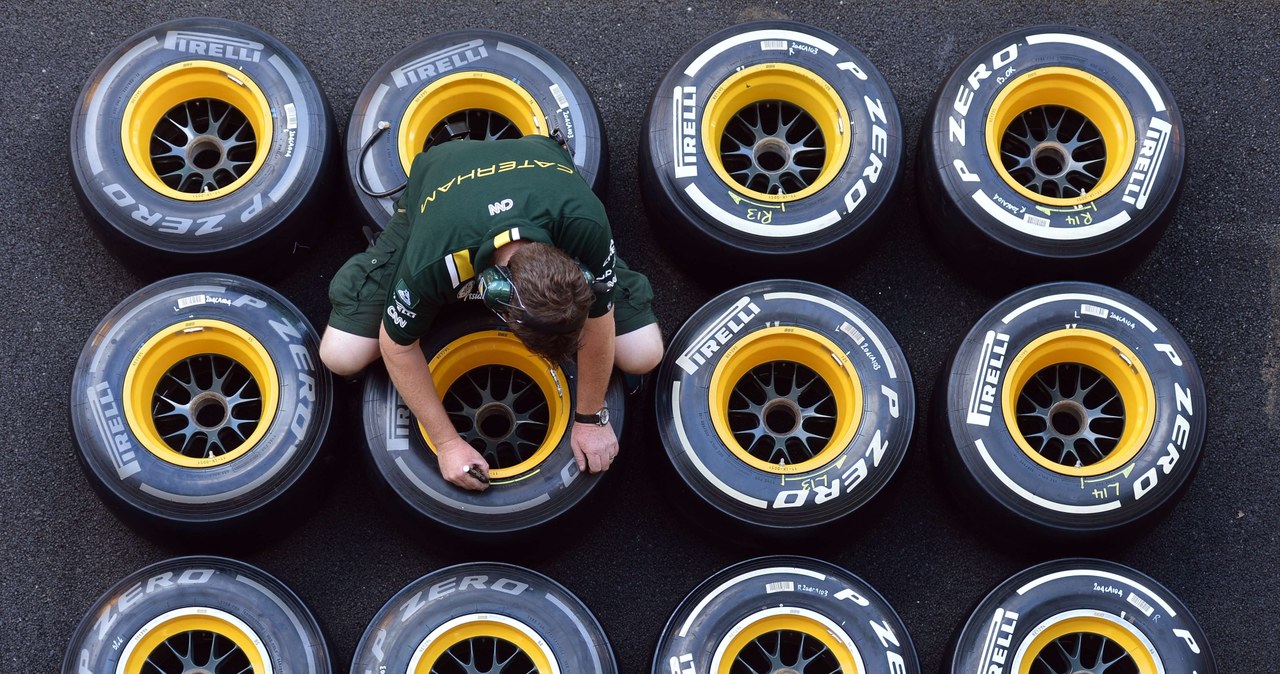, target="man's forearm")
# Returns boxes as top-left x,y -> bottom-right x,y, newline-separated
379,325 -> 459,446
575,312 -> 615,414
